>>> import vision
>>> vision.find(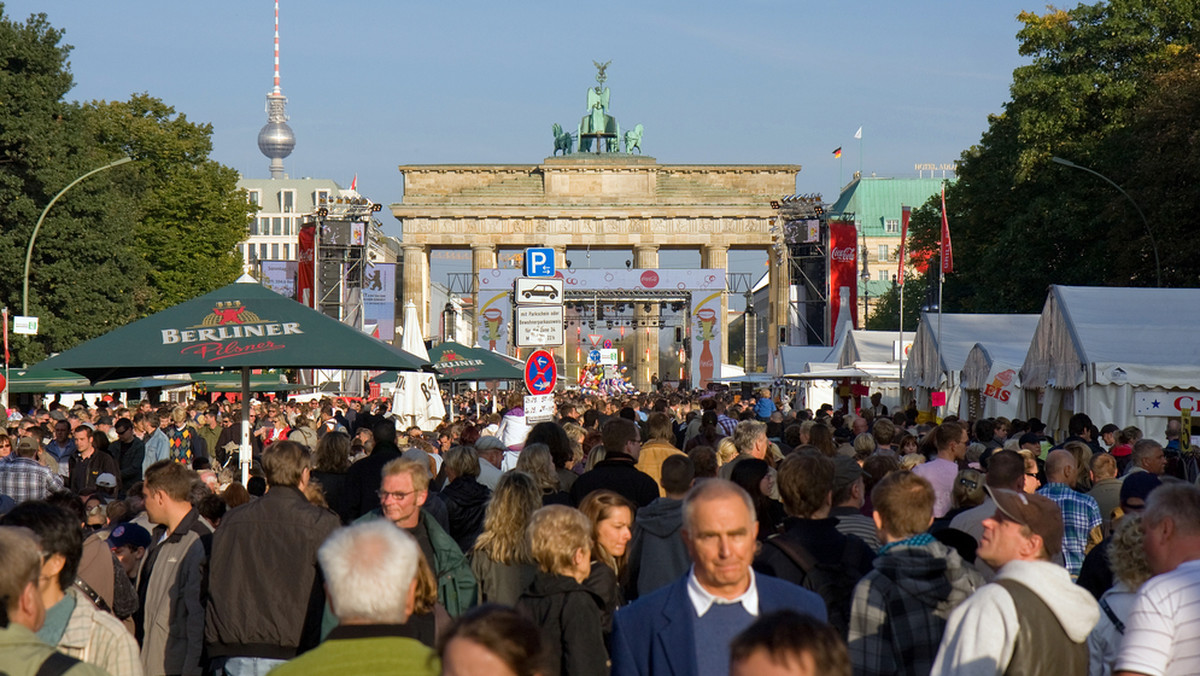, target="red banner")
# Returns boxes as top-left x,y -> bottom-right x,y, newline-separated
940,185 -> 954,274
898,205 -> 911,286
297,223 -> 315,308
828,220 -> 859,334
